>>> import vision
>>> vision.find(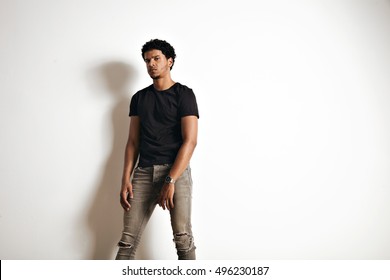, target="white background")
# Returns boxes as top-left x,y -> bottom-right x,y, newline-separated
1,0 -> 390,260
